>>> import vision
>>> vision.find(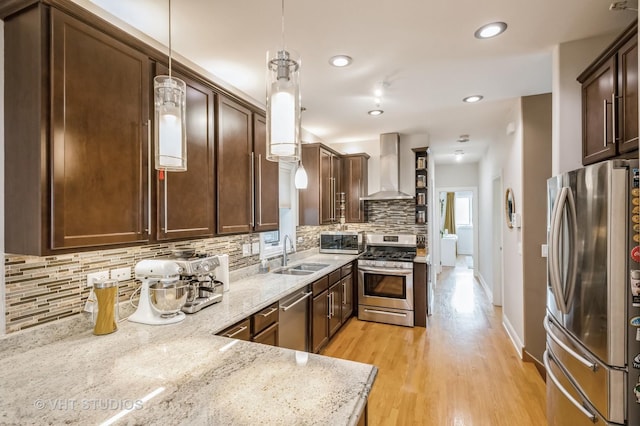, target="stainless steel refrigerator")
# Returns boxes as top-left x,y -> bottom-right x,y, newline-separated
544,159 -> 640,425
